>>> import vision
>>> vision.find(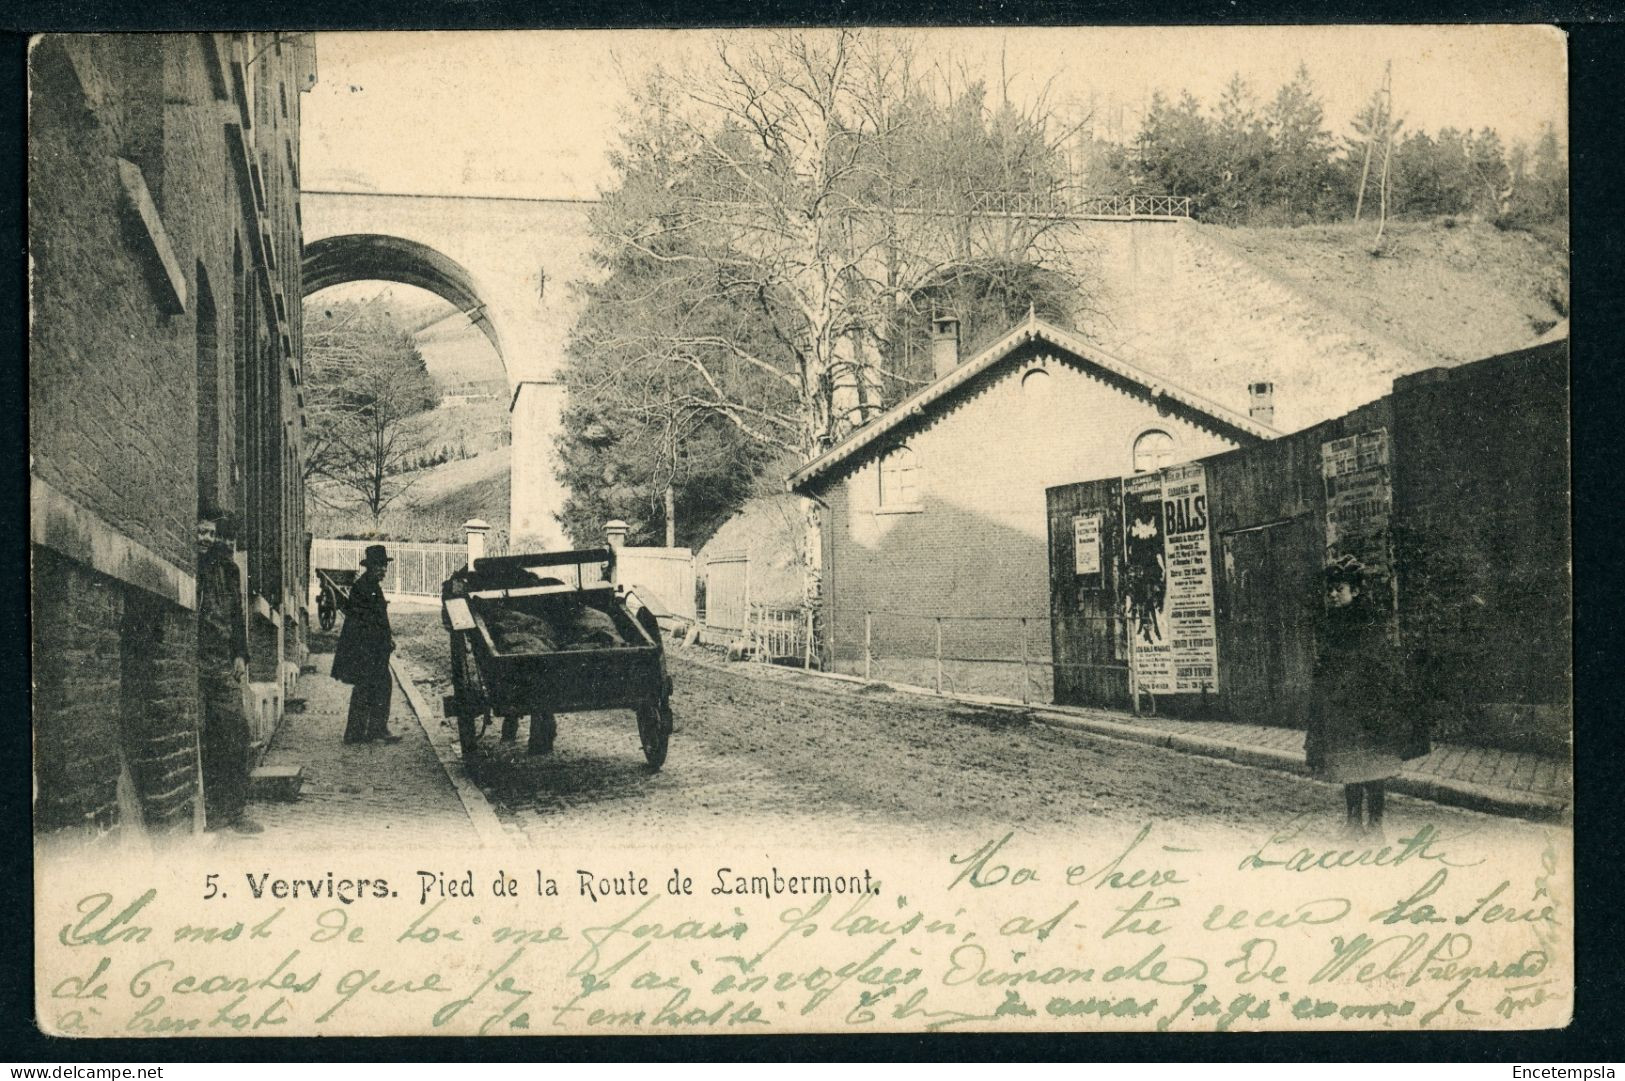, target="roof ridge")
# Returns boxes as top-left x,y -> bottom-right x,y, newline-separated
787,315 -> 1277,493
